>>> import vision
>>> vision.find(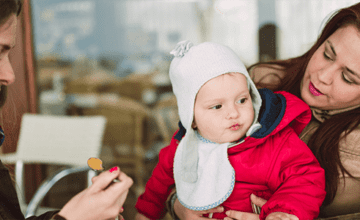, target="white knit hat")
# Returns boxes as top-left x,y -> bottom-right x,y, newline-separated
170,41 -> 262,210
169,40 -> 261,137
